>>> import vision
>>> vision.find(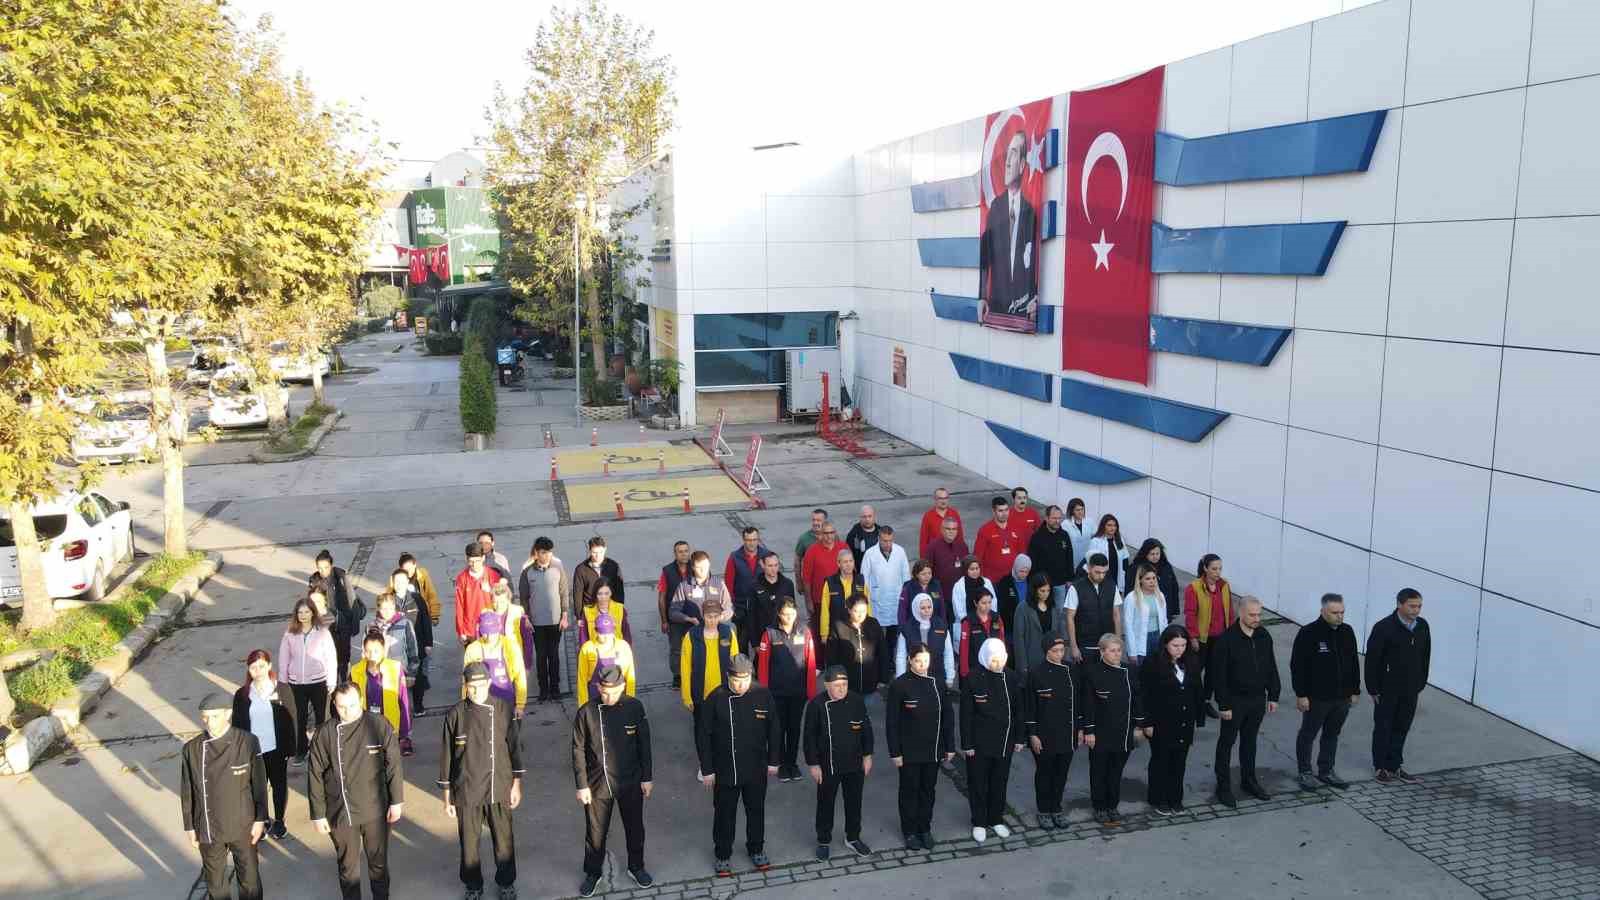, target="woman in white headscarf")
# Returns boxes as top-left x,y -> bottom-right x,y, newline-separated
960,638 -> 1023,843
